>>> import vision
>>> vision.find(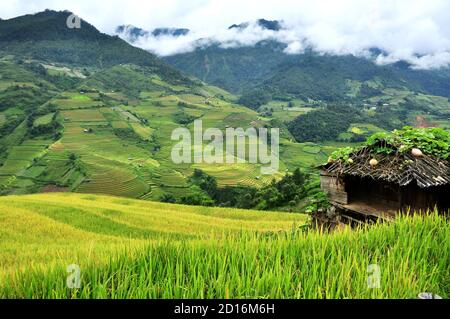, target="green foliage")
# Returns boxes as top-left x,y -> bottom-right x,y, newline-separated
172,111 -> 197,125
330,146 -> 355,161
188,168 -> 311,211
159,193 -> 176,204
288,105 -> 357,142
179,192 -> 214,207
367,126 -> 450,159
0,117 -> 23,137
166,41 -> 289,94
238,88 -> 272,109
0,86 -> 53,112
188,169 -> 218,195
332,126 -> 450,160
113,128 -> 144,143
84,65 -> 167,98
304,191 -> 331,214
